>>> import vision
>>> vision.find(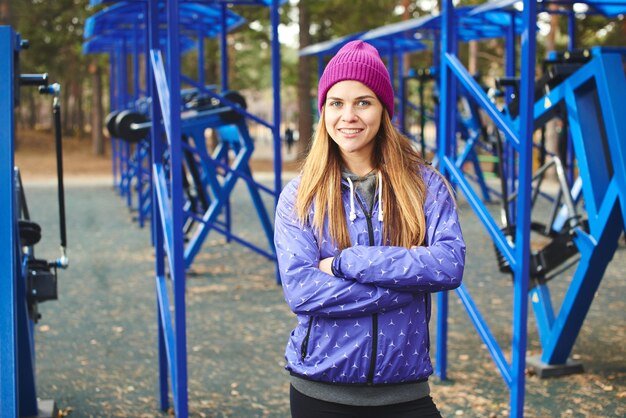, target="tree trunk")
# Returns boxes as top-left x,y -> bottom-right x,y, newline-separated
91,62 -> 105,156
28,89 -> 36,129
0,0 -> 11,25
75,79 -> 84,139
207,42 -> 218,86
296,1 -> 312,160
468,41 -> 478,75
543,11 -> 559,172
62,82 -> 71,135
